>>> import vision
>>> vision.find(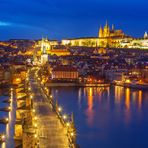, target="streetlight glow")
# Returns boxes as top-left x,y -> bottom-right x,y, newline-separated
66,122 -> 70,127
58,107 -> 62,112
34,123 -> 37,127
63,115 -> 67,120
